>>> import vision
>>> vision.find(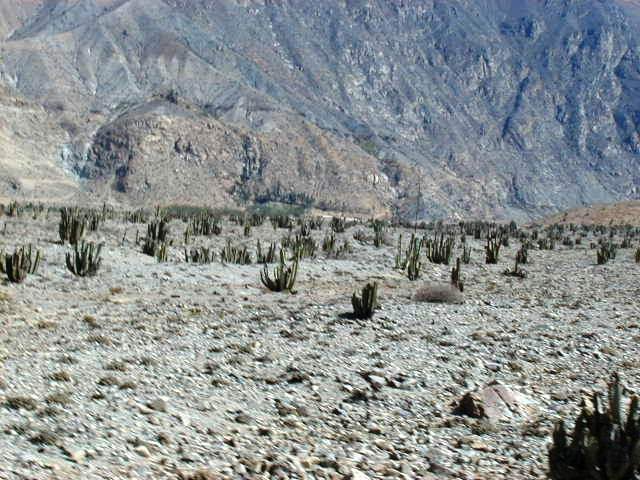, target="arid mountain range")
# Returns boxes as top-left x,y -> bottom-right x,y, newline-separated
1,0 -> 639,220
